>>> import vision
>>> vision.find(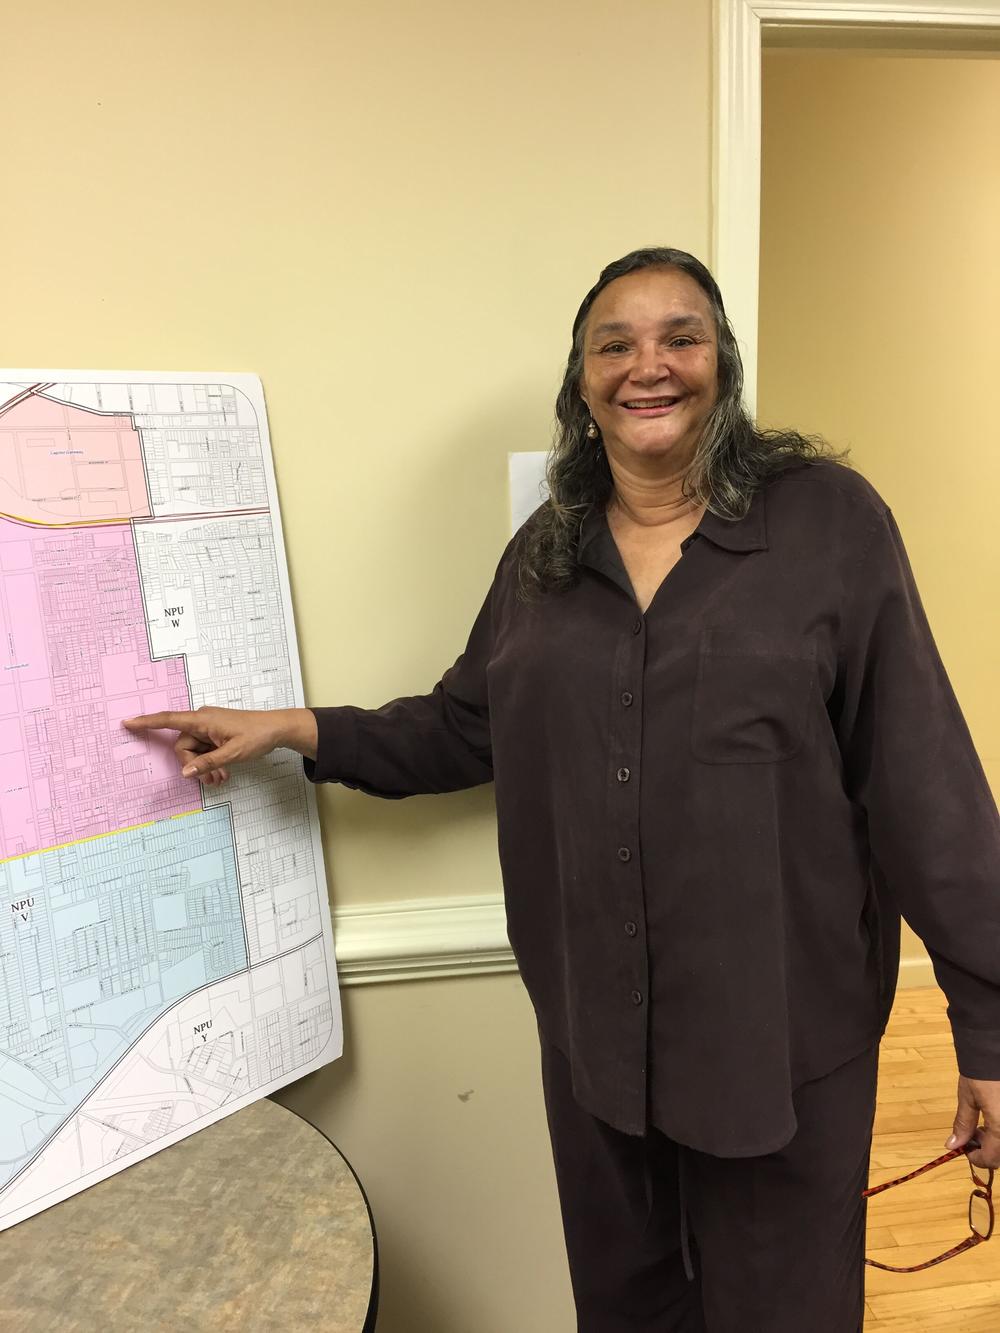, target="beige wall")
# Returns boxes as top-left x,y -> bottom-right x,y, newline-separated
760,47 -> 1000,979
2,2 -> 712,1329
278,972 -> 572,1331
2,0 -> 711,912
